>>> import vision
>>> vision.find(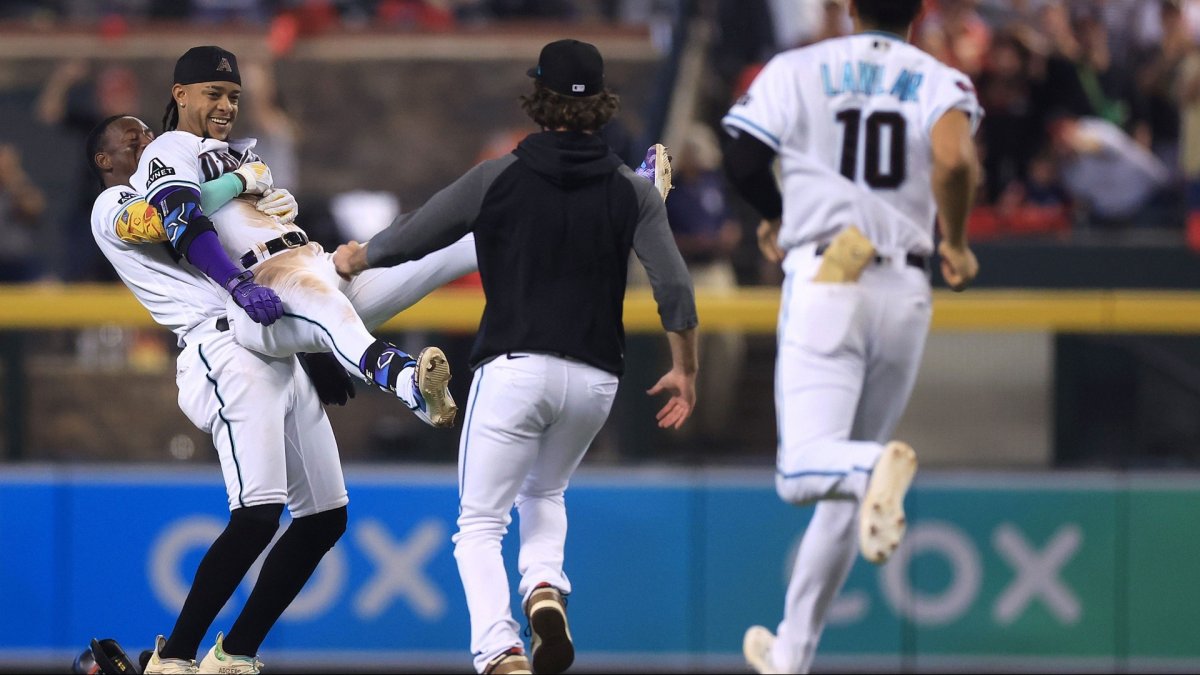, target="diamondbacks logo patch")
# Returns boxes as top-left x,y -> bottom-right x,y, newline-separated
146,158 -> 176,188
217,57 -> 232,72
